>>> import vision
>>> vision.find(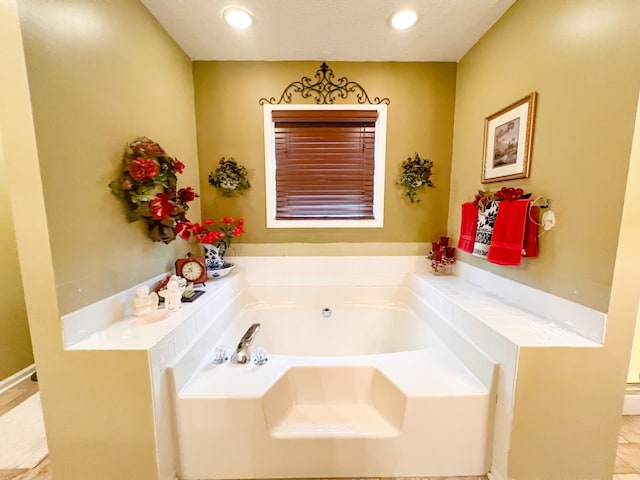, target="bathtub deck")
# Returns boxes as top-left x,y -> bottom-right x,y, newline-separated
179,347 -> 489,399
178,346 -> 490,440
